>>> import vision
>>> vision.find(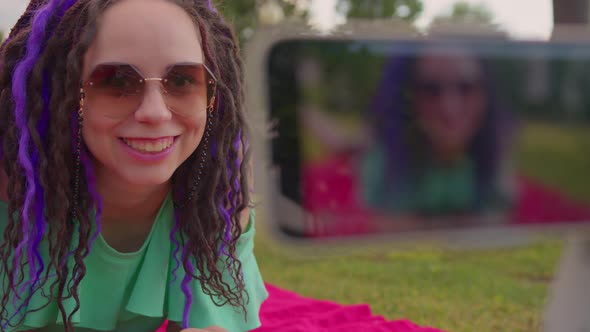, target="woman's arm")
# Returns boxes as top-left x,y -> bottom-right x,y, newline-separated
166,321 -> 227,332
300,105 -> 373,153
